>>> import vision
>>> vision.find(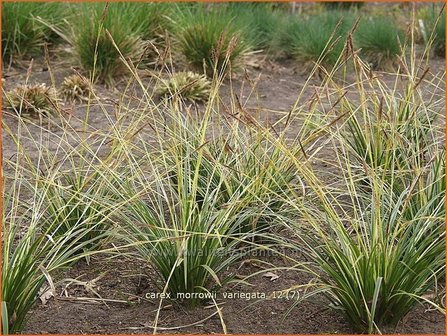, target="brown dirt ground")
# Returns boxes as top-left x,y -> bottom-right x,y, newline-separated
2,51 -> 446,334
